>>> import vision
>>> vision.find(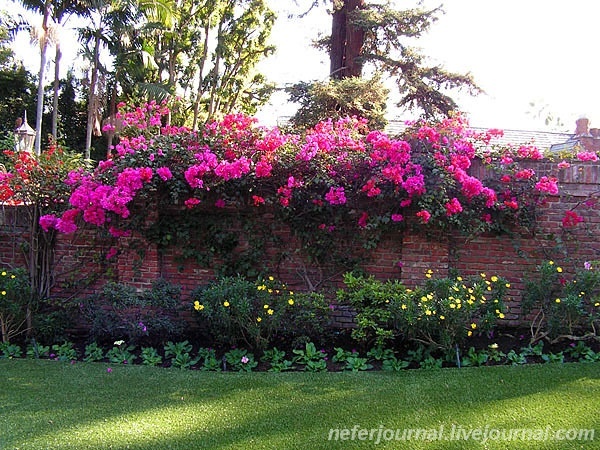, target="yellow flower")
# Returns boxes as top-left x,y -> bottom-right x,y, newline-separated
193,301 -> 204,311
425,309 -> 432,316
10,275 -> 15,279
268,289 -> 273,293
401,304 -> 407,310
549,261 -> 554,265
450,303 -> 456,309
257,284 -> 266,291
480,273 -> 486,278
505,283 -> 511,288
491,276 -> 498,282
1,291 -> 5,296
489,343 -> 499,349
555,298 -> 561,303
288,299 -> 294,305
498,313 -> 505,319
1,271 -> 5,276
439,315 -> 445,320
467,331 -> 473,337
268,276 -> 274,281
425,273 -> 432,279
595,302 -> 600,307
456,276 -> 463,281
557,267 -> 563,273
257,317 -> 262,322
264,304 -> 269,309
223,301 -> 230,307
267,309 -> 274,315
289,291 -> 294,296
470,323 -> 477,329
